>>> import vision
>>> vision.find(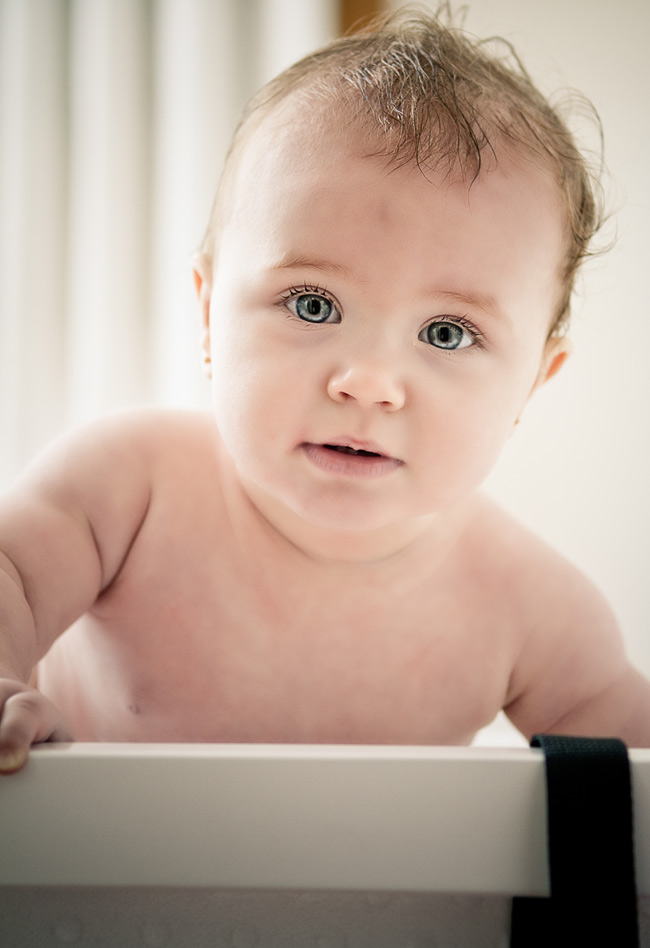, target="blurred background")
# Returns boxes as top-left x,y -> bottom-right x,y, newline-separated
1,0 -> 648,740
